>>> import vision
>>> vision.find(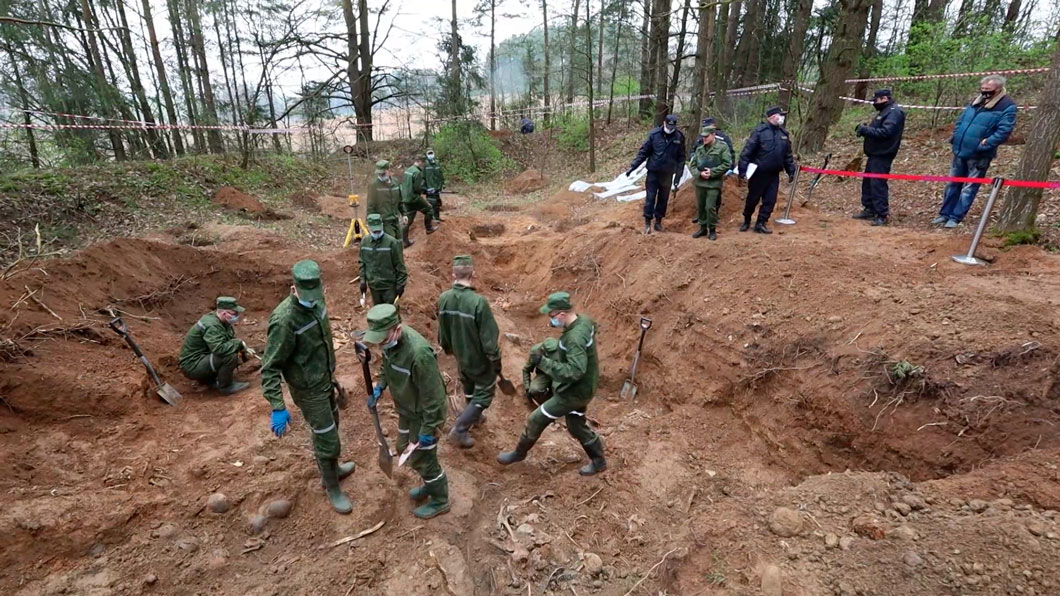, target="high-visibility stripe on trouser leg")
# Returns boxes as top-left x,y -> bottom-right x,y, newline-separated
425,472 -> 446,484
408,446 -> 443,487
292,389 -> 341,459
